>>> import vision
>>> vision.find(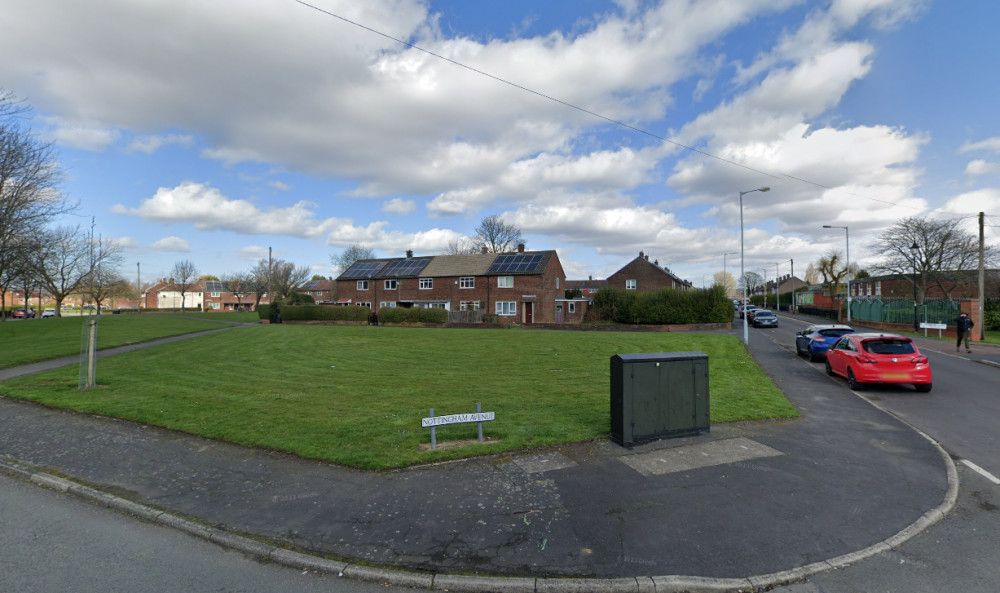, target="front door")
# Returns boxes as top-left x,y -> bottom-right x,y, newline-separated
524,302 -> 533,324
